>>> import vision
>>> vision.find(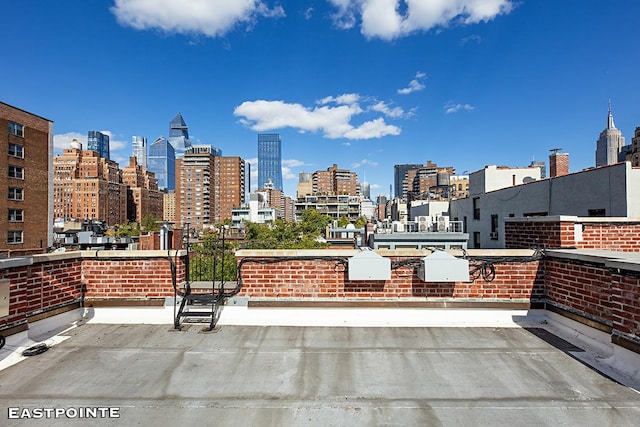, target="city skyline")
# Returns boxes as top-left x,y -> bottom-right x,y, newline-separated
2,1 -> 639,198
